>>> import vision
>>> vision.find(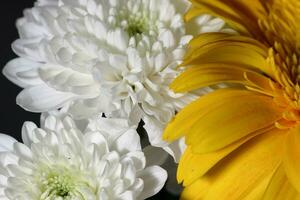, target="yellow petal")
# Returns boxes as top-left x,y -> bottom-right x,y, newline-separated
181,129 -> 285,200
164,89 -> 249,142
184,37 -> 267,67
163,89 -> 282,149
170,63 -> 266,93
185,90 -> 282,153
283,126 -> 300,193
263,164 -> 300,200
181,178 -> 210,200
244,71 -> 276,96
187,0 -> 267,38
178,125 -> 275,187
180,34 -> 270,78
182,176 -> 271,200
186,3 -> 250,36
186,33 -> 265,53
